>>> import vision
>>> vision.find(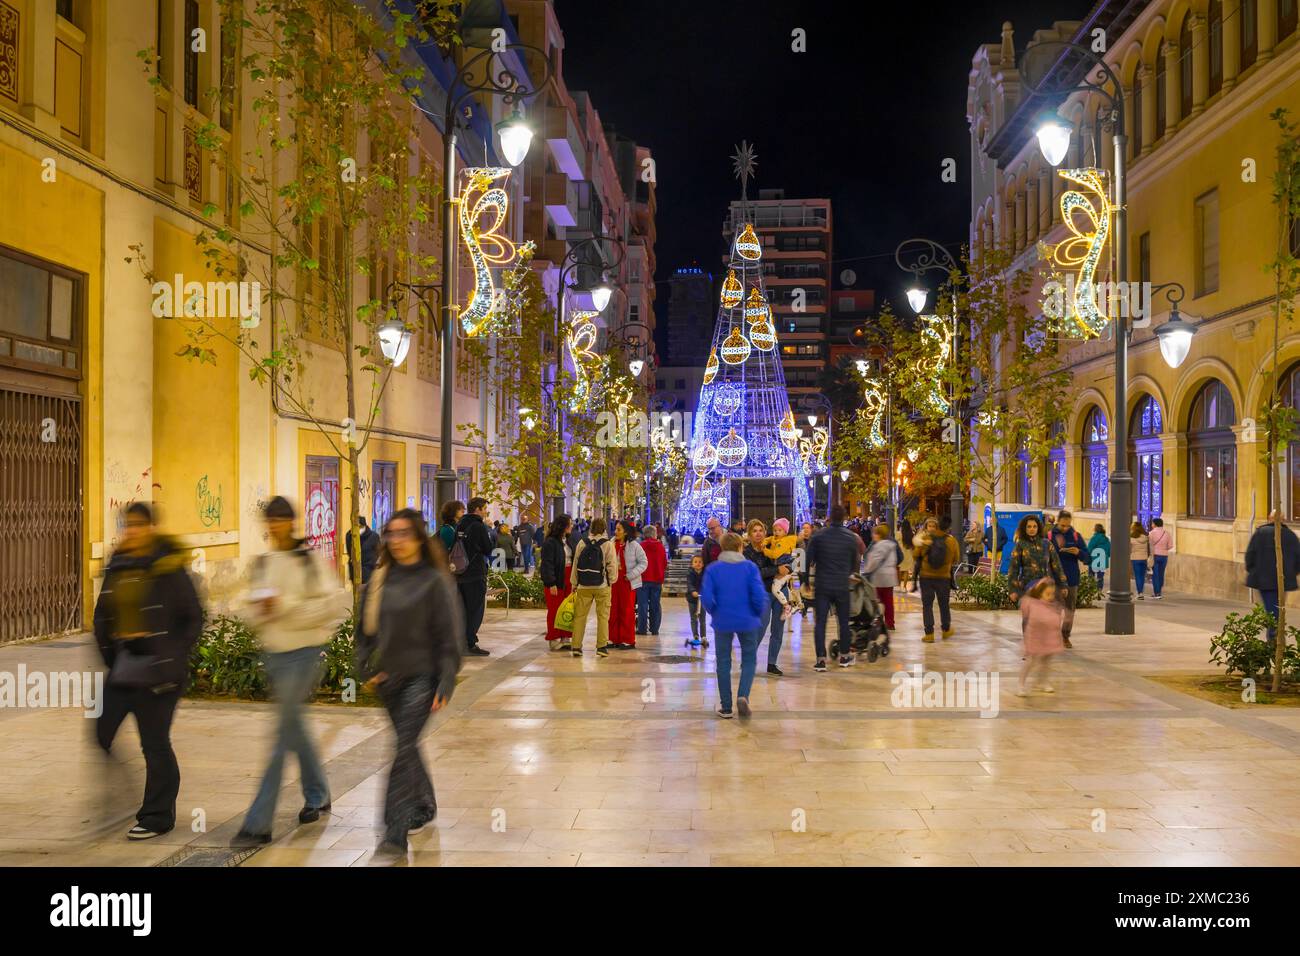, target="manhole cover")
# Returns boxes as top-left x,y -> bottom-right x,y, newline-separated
645,654 -> 701,664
